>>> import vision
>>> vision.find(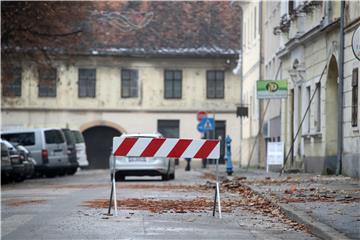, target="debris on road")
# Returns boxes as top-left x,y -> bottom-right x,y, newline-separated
5,199 -> 47,207
81,178 -> 308,232
82,198 -> 215,213
118,183 -> 211,192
